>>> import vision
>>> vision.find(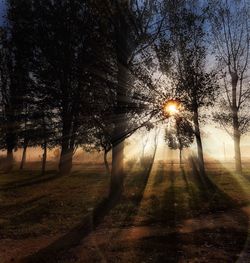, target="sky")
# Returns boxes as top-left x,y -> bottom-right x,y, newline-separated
124,123 -> 250,164
0,0 -> 249,163
0,0 -> 6,25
